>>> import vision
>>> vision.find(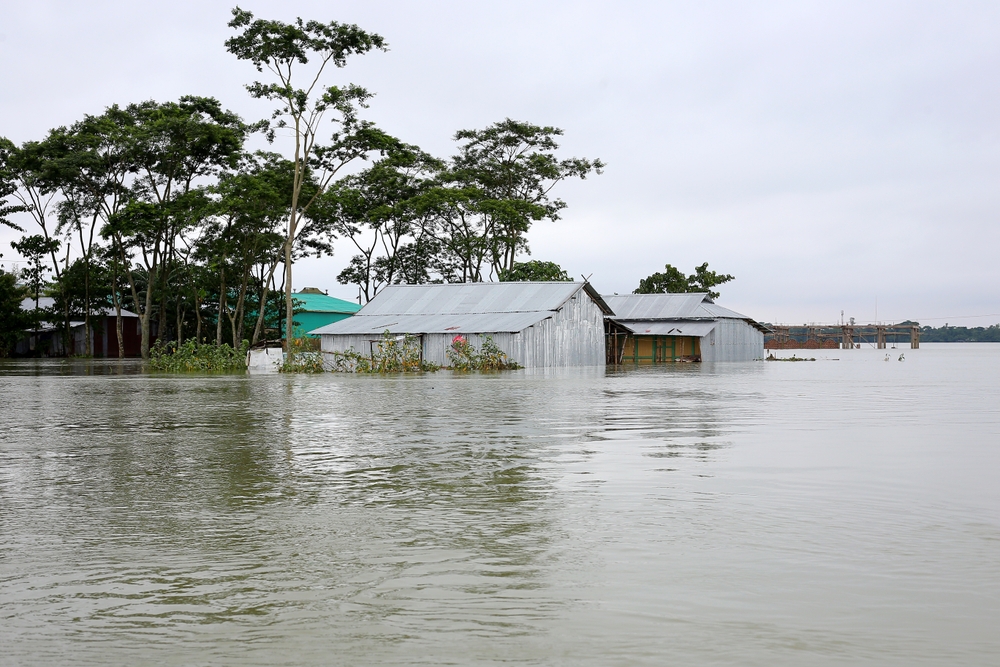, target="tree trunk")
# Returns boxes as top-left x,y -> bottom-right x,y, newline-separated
195,289 -> 203,345
216,266 -> 226,346
110,262 -> 124,360
251,261 -> 279,346
284,238 -> 294,354
140,268 -> 155,360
